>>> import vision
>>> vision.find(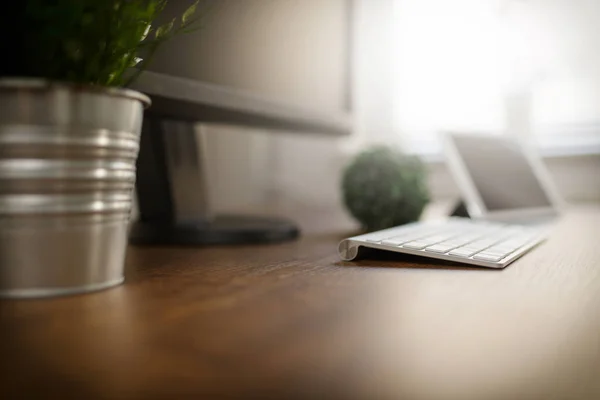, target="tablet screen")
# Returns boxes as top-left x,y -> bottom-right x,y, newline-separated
452,135 -> 552,211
